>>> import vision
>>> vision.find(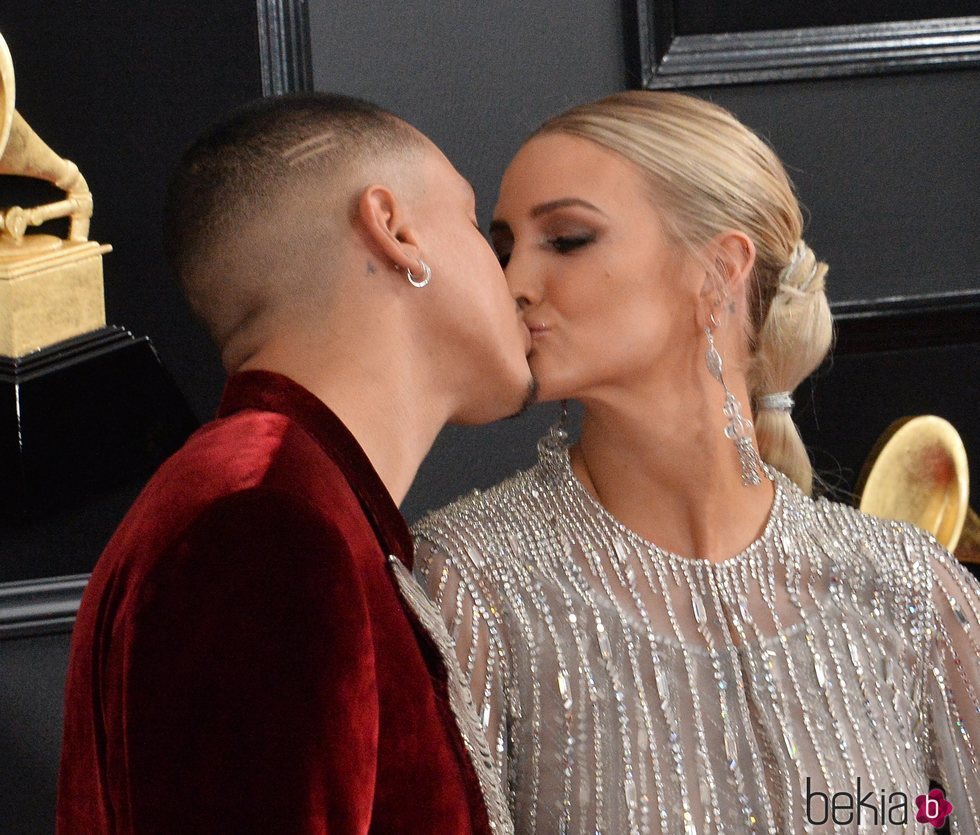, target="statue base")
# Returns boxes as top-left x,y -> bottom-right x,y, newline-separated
0,239 -> 110,357
0,326 -> 199,518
